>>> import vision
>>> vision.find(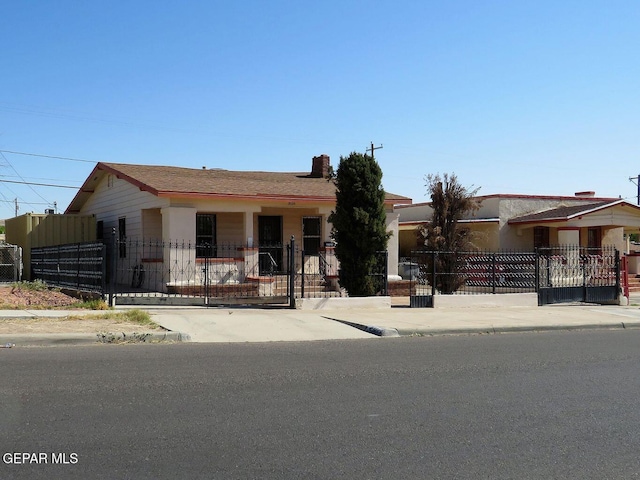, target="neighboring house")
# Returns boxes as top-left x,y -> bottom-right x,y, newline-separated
66,155 -> 411,291
396,191 -> 640,260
